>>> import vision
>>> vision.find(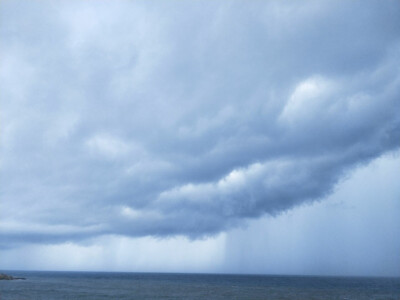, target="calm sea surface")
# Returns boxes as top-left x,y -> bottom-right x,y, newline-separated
0,271 -> 399,299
